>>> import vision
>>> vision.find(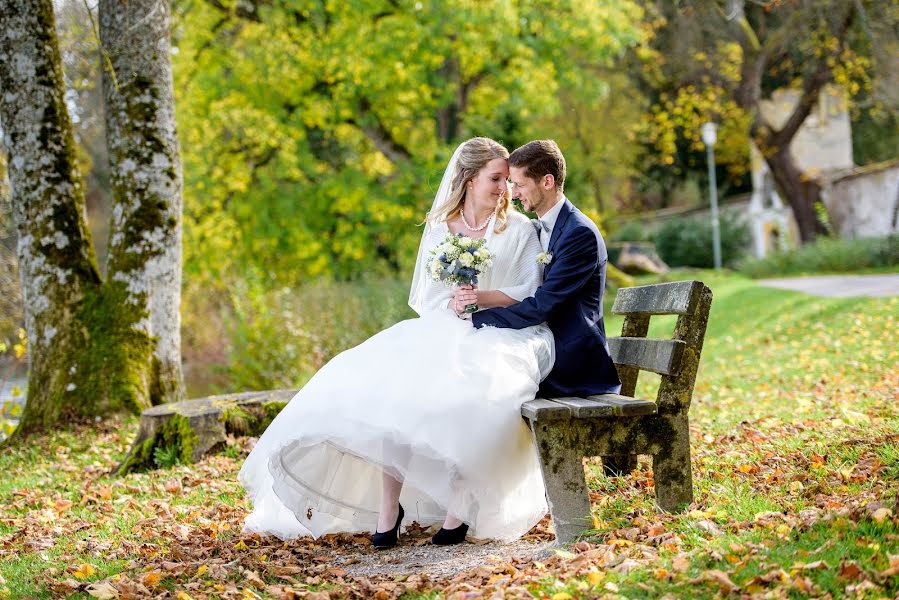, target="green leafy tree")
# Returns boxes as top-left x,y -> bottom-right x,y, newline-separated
171,0 -> 646,286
